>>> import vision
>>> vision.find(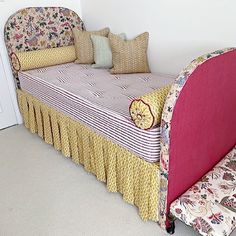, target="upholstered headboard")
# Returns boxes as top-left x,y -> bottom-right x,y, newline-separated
4,7 -> 84,87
